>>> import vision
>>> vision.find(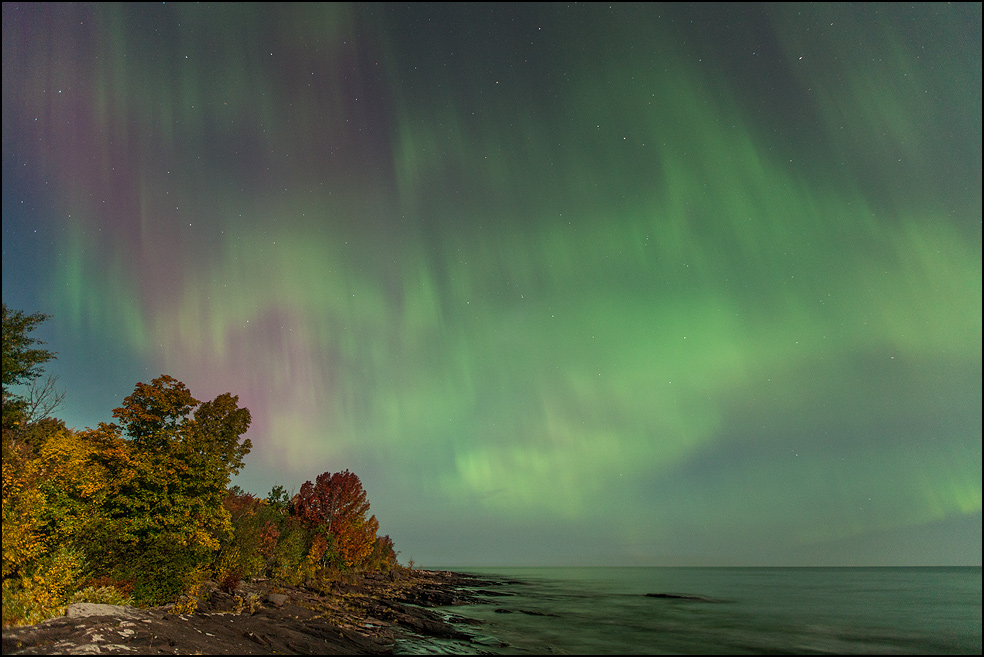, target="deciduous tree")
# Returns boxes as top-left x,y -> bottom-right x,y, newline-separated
295,470 -> 380,568
88,376 -> 252,604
